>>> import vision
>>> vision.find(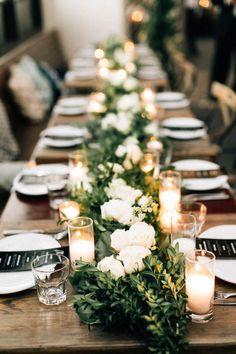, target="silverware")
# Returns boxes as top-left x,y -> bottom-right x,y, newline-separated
214,299 -> 236,306
215,291 -> 236,300
183,192 -> 229,201
3,229 -> 68,241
